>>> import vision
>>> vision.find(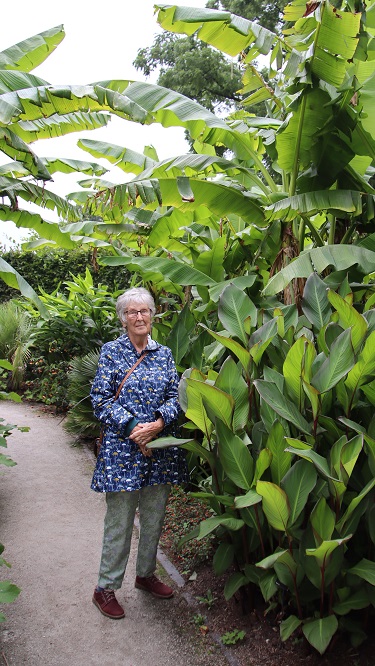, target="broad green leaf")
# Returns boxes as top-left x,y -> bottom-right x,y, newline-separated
276,89 -> 333,172
0,128 -> 51,180
348,558 -> 375,585
218,283 -> 256,345
302,616 -> 338,656
336,478 -> 375,534
195,237 -> 226,283
146,436 -> 195,449
213,543 -> 235,575
283,337 -> 313,408
209,275 -> 257,303
333,588 -> 370,615
215,356 -> 249,431
0,454 -> 17,467
306,537 -> 351,568
201,325 -> 251,373
256,549 -> 288,570
197,514 -> 244,540
0,581 -> 20,604
101,255 -> 217,287
311,329 -> 355,393
302,273 -> 331,329
234,489 -> 262,509
249,318 -> 278,365
282,460 -> 317,526
284,446 -> 340,482
186,378 -> 234,428
267,421 -> 291,485
0,258 -> 48,318
78,139 -> 157,175
167,305 -> 195,364
340,434 -> 363,482
0,82 -> 148,127
0,360 -> 13,371
185,380 -> 214,439
0,26 -> 64,71
259,572 -> 278,601
216,421 -> 253,490
254,380 -> 311,433
310,498 -> 335,544
280,615 -> 302,642
156,4 -> 278,59
256,481 -> 290,532
13,110 -> 110,143
345,330 -> 375,394
263,246 -> 375,296
327,290 -> 368,352
266,190 -> 362,225
224,572 -> 247,601
252,448 -> 272,486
